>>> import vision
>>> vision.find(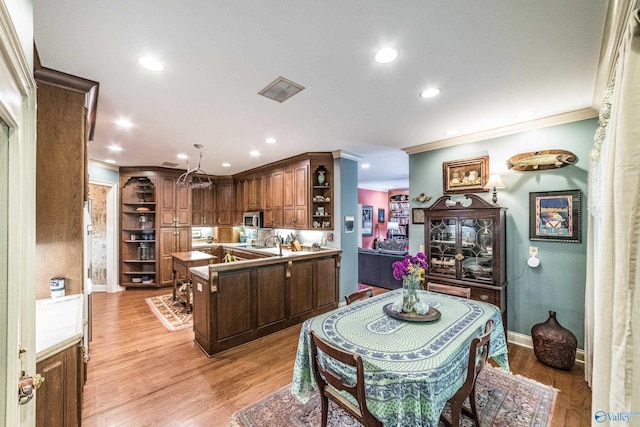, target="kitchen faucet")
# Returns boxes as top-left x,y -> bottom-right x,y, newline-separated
264,234 -> 283,256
